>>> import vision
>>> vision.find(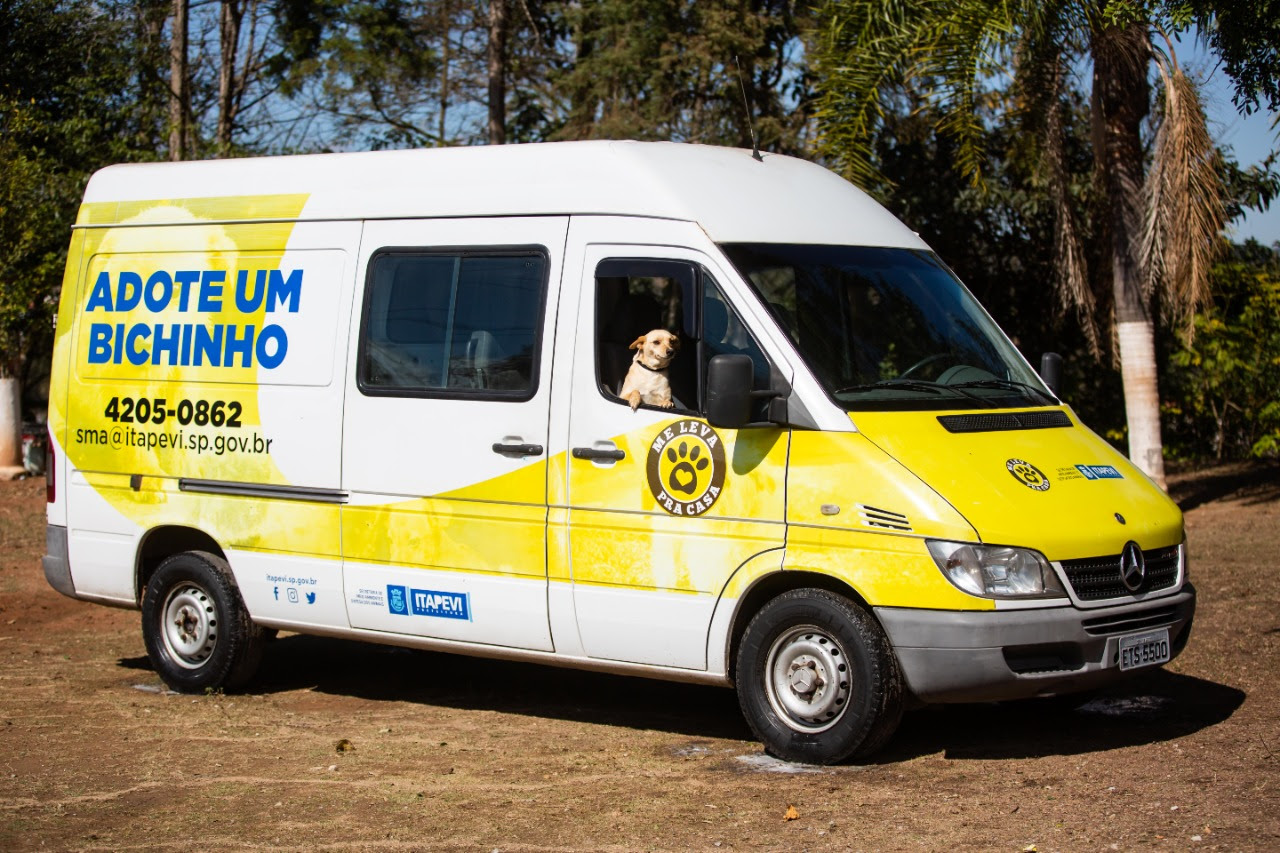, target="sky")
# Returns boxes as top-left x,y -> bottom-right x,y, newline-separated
1182,37 -> 1279,246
